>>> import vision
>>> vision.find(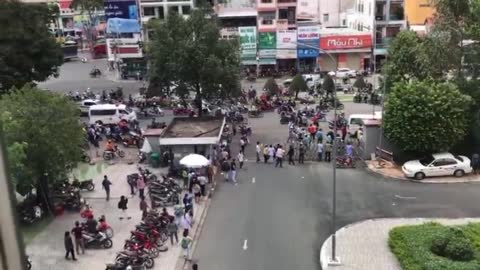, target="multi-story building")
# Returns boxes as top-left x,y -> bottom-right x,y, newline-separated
319,0 -> 340,27
348,0 -> 406,69
405,0 -> 435,34
140,0 -> 194,23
